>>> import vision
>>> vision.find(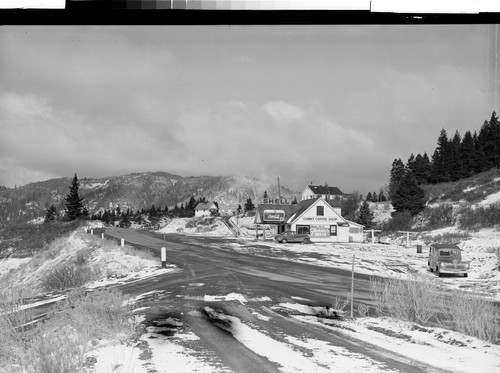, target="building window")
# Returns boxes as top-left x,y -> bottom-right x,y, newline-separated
317,206 -> 324,216
330,225 -> 337,236
297,225 -> 310,234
